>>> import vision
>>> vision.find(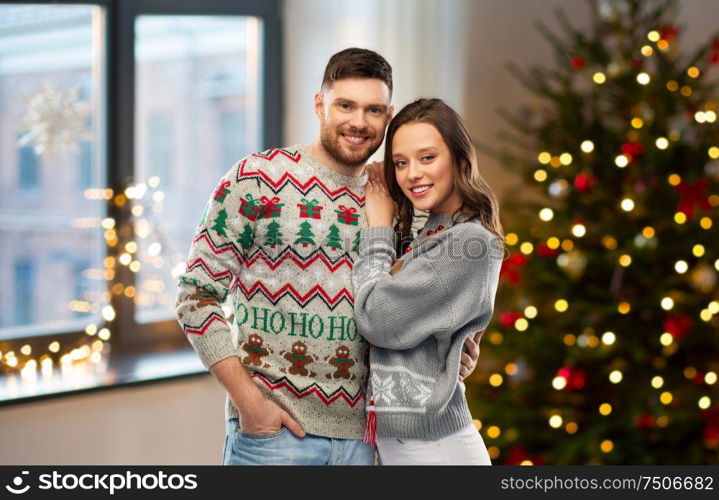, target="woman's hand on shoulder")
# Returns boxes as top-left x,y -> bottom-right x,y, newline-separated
364,161 -> 395,227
